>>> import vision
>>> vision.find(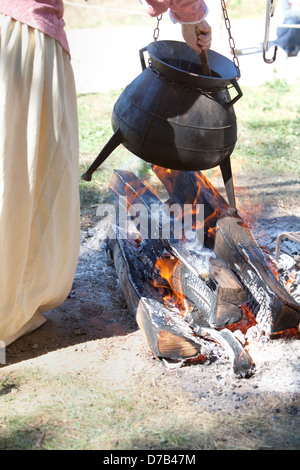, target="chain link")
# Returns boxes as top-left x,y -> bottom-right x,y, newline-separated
220,0 -> 241,78
153,15 -> 162,41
